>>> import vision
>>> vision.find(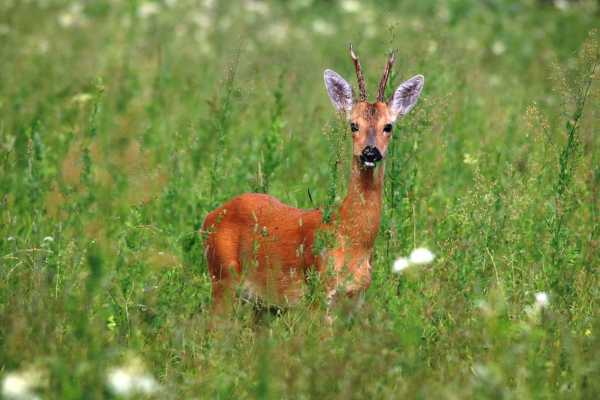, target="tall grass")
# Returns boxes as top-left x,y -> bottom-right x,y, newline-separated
1,1 -> 599,398
548,29 -> 600,303
208,52 -> 240,208
256,70 -> 285,194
